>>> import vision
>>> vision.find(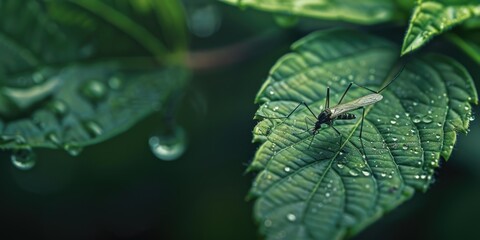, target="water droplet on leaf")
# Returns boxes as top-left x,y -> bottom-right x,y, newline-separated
81,80 -> 108,102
